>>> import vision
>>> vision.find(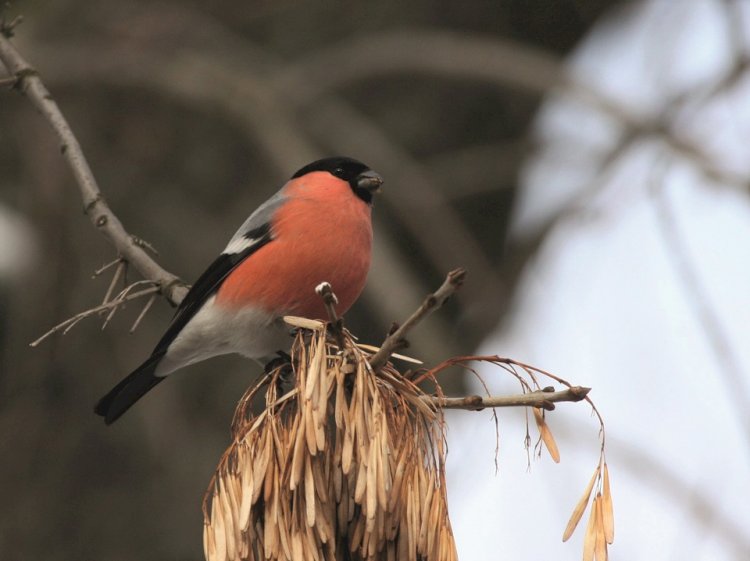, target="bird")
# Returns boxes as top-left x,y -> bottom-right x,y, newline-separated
95,156 -> 383,424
